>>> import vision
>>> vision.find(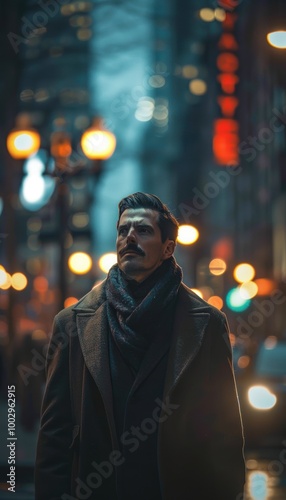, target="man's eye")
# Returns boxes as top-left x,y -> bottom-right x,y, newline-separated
118,228 -> 127,235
